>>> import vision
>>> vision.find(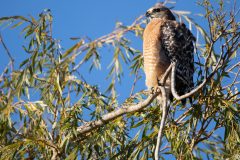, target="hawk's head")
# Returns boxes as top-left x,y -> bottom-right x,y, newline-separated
146,4 -> 175,21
